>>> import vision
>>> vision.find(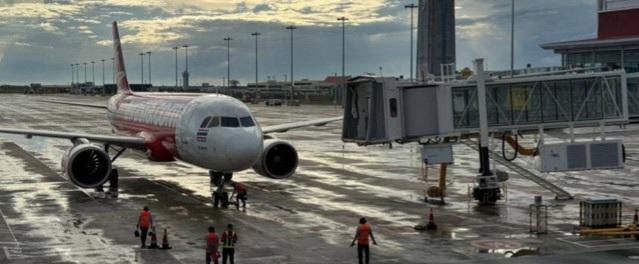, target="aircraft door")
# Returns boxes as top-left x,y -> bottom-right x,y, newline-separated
176,101 -> 201,159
